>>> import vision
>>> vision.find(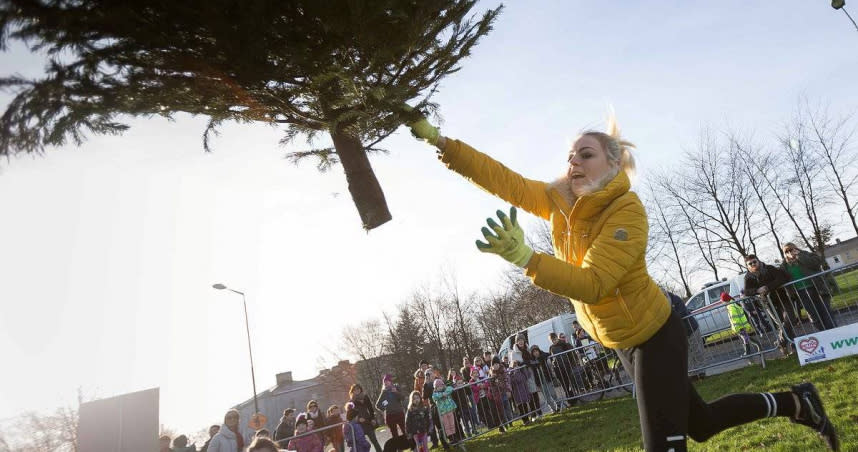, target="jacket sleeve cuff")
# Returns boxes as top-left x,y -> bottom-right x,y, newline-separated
524,253 -> 543,277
